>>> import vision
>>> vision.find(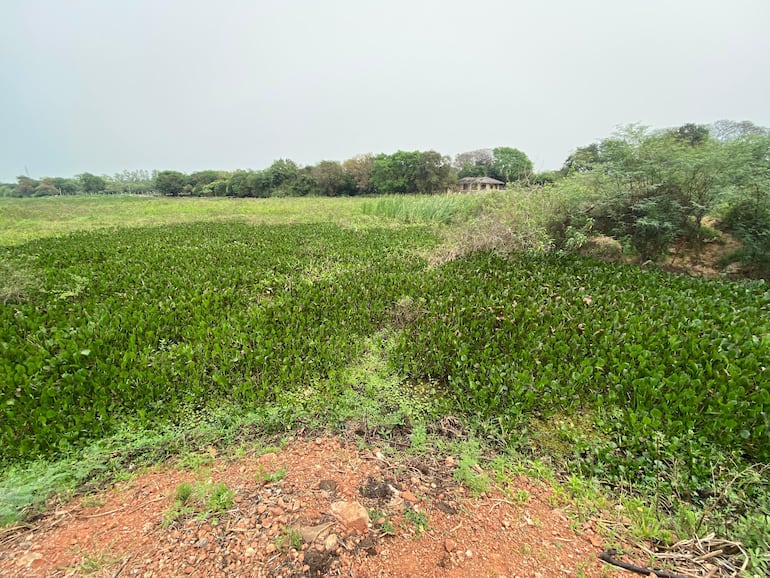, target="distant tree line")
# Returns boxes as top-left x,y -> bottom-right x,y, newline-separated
0,170 -> 156,198
0,148 -> 534,199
